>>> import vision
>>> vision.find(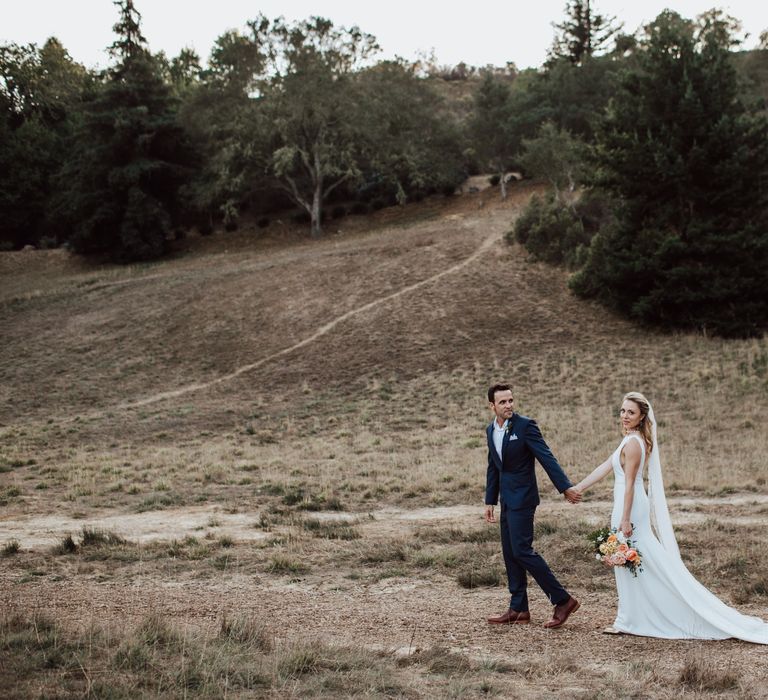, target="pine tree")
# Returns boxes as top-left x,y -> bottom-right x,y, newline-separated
549,0 -> 622,65
571,11 -> 768,337
57,0 -> 193,261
